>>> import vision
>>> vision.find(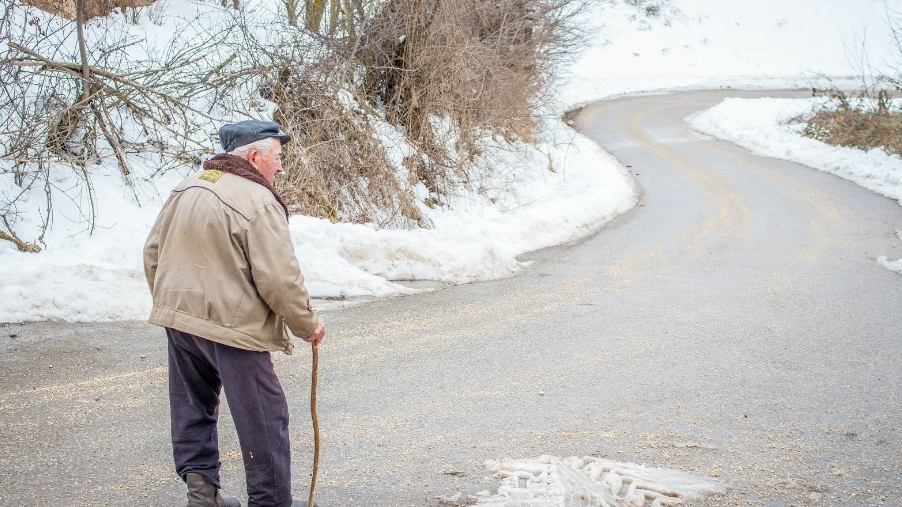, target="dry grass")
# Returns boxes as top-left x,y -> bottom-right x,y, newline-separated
801,90 -> 902,156
355,0 -> 584,196
265,62 -> 425,228
0,0 -> 589,250
256,0 -> 587,228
